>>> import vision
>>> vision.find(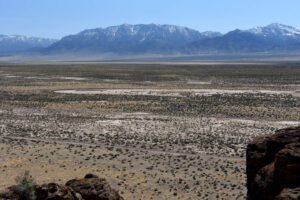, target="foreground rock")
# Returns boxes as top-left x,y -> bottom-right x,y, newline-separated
66,174 -> 123,200
247,127 -> 300,200
0,174 -> 124,200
